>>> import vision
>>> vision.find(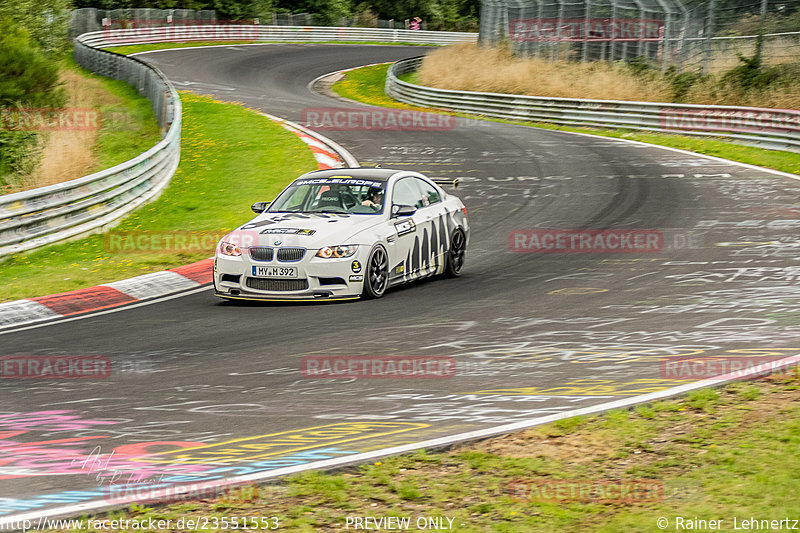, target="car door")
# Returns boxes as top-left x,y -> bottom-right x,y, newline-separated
413,177 -> 450,277
386,177 -> 428,283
